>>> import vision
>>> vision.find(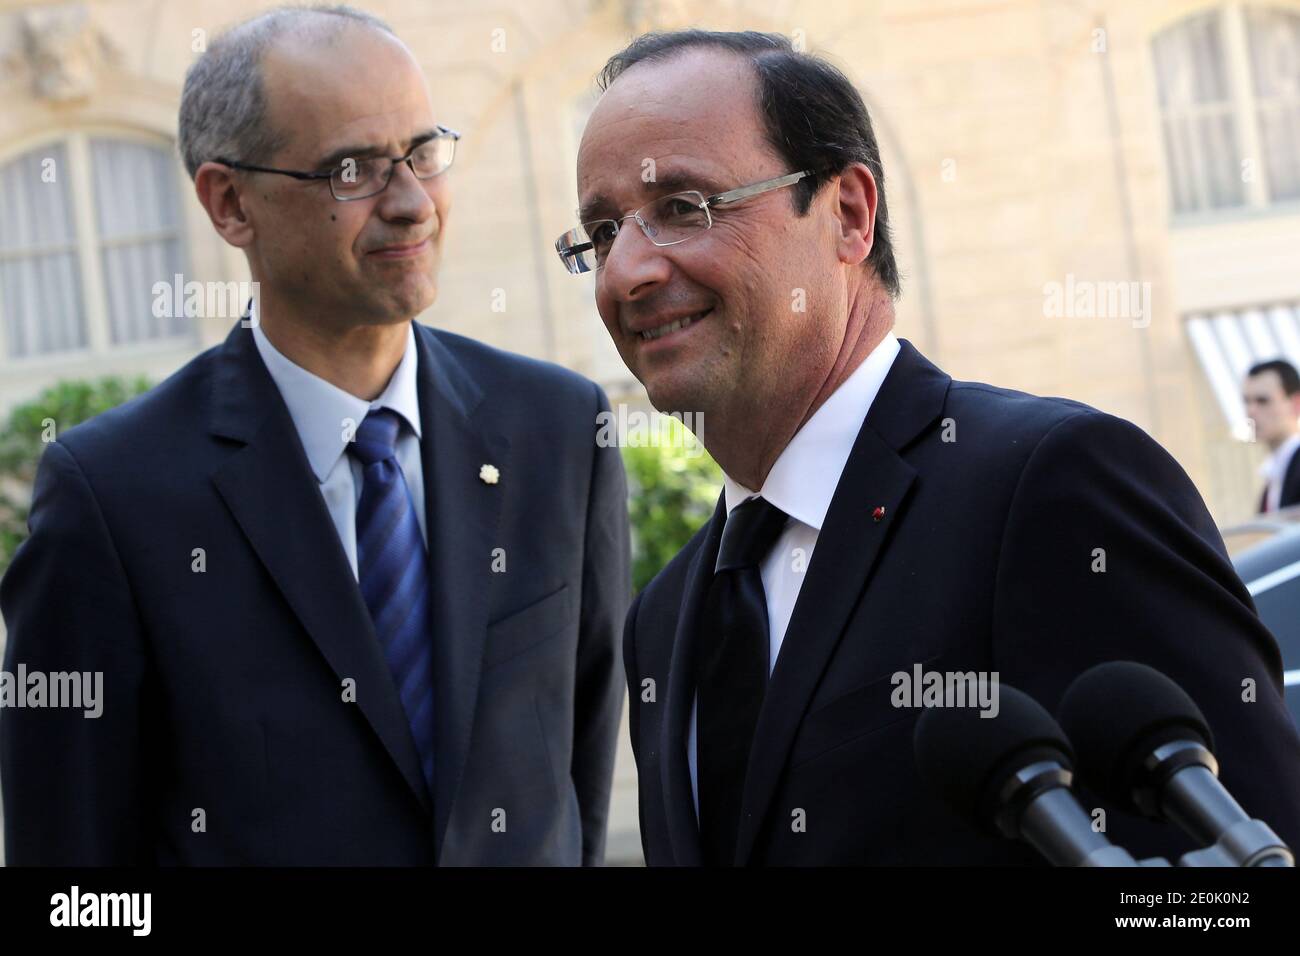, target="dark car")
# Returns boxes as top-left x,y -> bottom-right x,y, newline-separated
1225,507 -> 1300,728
